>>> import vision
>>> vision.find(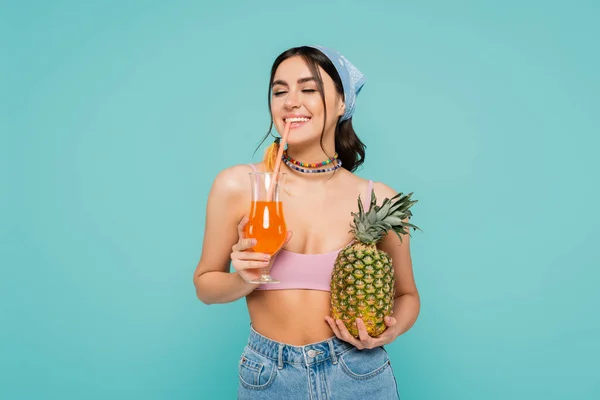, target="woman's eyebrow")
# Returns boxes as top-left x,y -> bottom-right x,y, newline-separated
272,77 -> 317,87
